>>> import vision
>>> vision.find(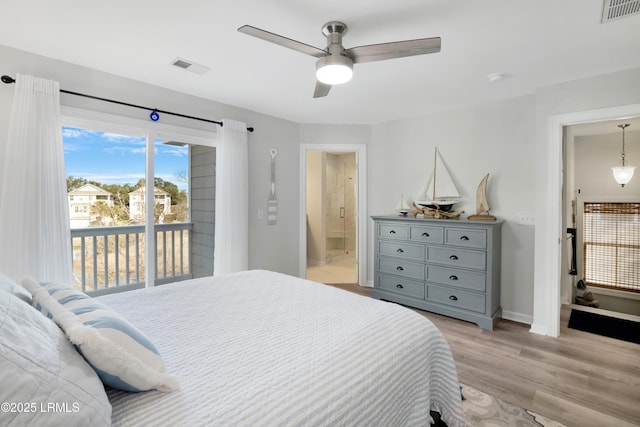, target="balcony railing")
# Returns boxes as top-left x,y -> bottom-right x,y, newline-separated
70,222 -> 192,296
